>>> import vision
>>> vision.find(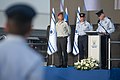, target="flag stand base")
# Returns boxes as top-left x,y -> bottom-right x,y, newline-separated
51,54 -> 54,67
49,65 -> 55,67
